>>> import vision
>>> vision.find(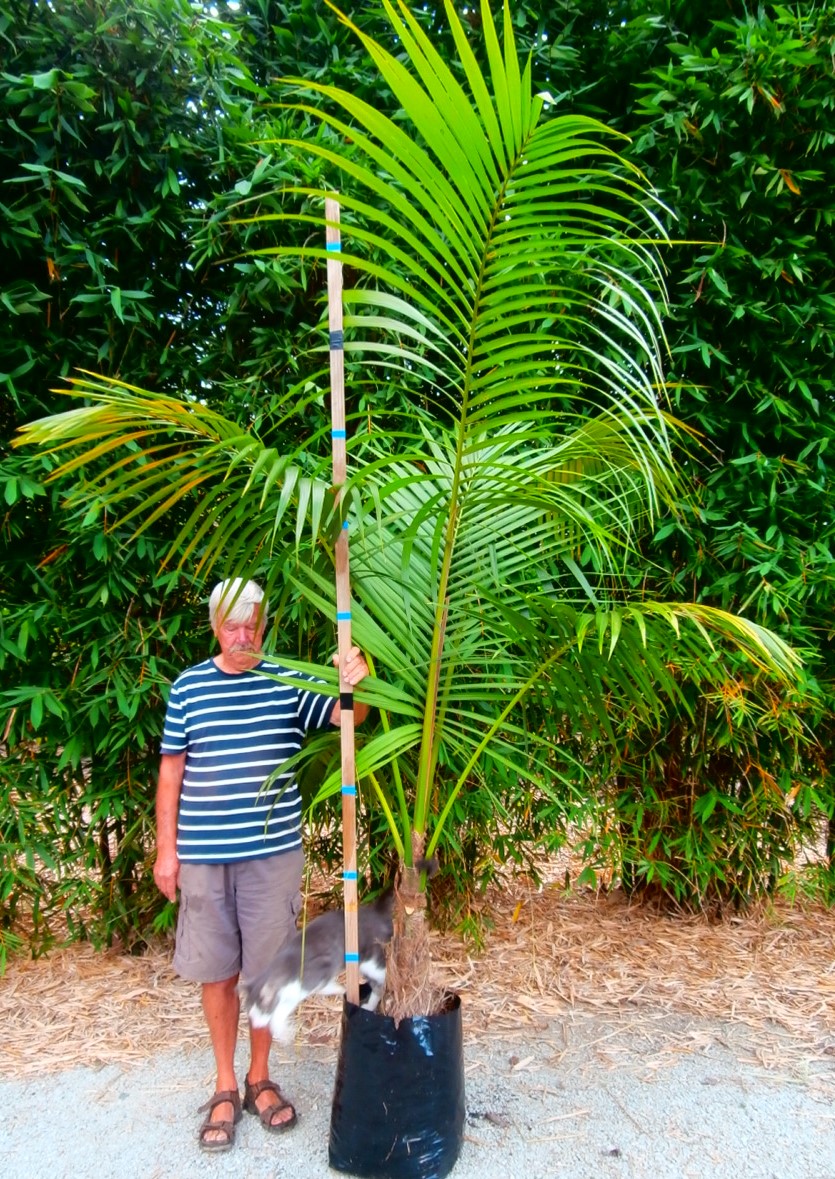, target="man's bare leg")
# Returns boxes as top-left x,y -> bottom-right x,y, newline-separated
200,976 -> 240,1144
247,1023 -> 295,1127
